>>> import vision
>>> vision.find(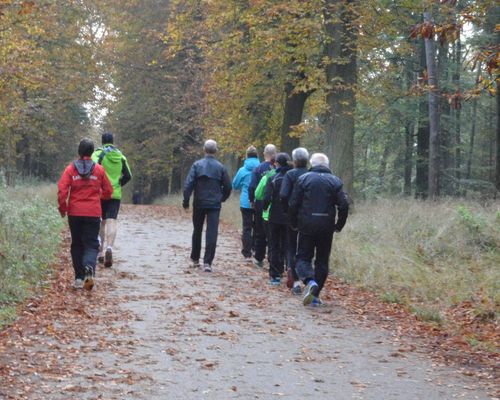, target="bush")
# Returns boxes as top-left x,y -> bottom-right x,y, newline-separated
0,184 -> 62,327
